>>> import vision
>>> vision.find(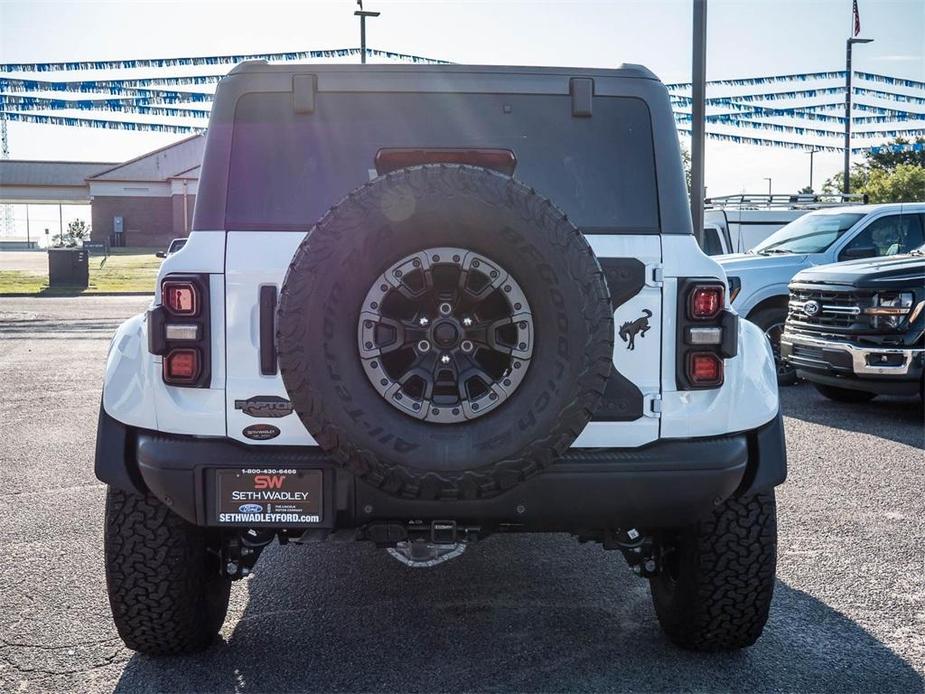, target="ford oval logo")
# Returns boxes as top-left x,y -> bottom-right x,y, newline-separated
238,504 -> 263,514
803,300 -> 821,317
